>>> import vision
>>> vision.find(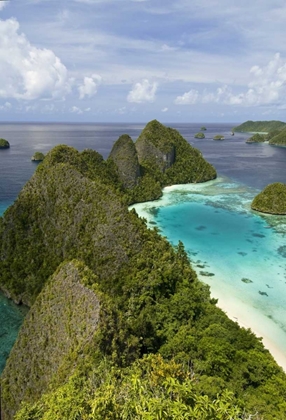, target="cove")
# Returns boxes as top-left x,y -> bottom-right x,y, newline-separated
0,204 -> 28,374
0,293 -> 28,373
131,176 -> 286,370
